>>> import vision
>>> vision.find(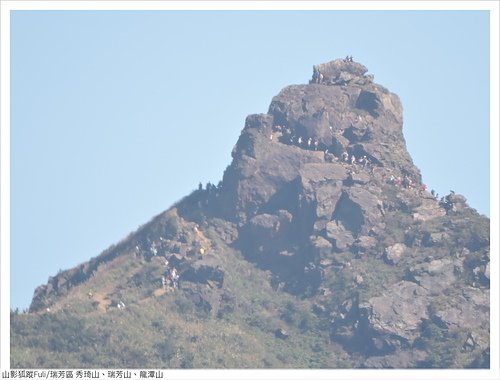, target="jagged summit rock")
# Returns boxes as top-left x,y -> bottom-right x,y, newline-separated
312,58 -> 372,86
13,58 -> 489,369
220,58 -> 419,224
